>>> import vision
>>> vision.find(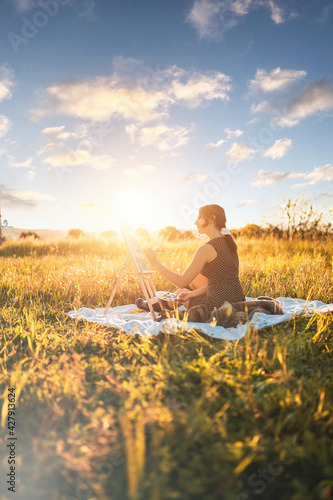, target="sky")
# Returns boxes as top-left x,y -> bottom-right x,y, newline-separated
0,0 -> 332,233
